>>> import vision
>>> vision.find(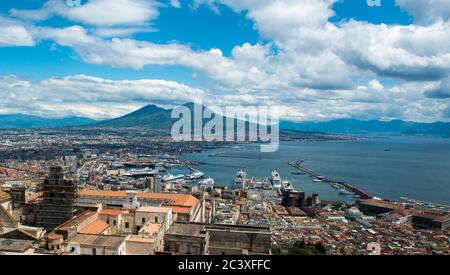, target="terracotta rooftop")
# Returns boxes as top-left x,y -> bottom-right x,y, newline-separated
79,219 -> 110,235
55,211 -> 97,232
170,206 -> 191,214
78,189 -> 199,208
47,233 -> 63,241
